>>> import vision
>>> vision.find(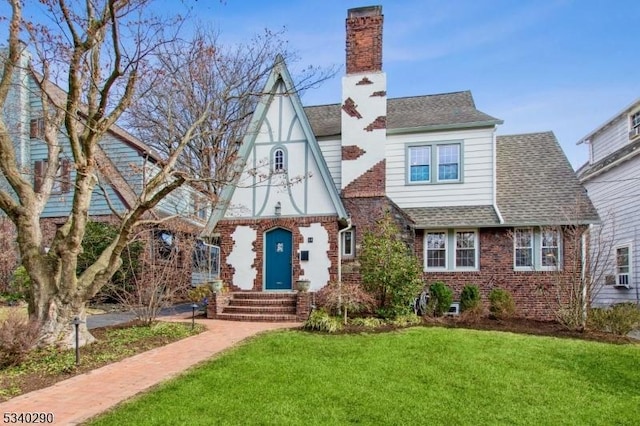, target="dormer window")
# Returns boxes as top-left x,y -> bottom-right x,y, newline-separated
273,148 -> 285,173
